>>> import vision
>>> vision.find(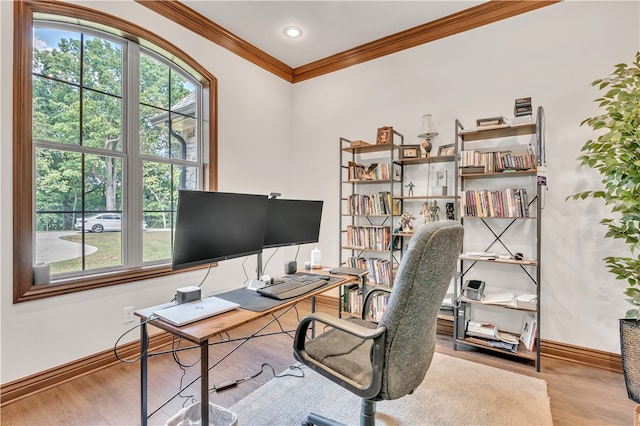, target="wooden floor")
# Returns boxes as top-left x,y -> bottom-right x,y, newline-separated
1,301 -> 636,425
